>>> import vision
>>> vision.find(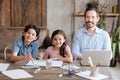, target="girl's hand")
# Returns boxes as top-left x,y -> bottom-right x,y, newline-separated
37,52 -> 43,59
